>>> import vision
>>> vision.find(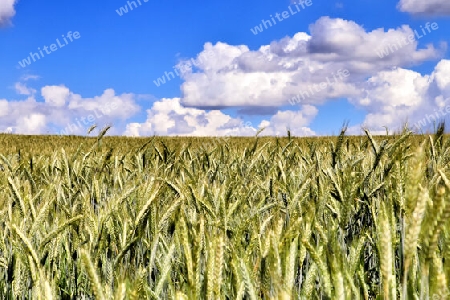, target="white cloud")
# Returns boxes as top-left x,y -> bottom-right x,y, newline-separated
0,100 -> 9,117
15,82 -> 36,96
397,0 -> 450,16
348,59 -> 450,133
124,97 -> 256,137
179,17 -> 444,108
0,0 -> 17,26
257,105 -> 318,136
41,85 -> 70,107
433,59 -> 450,91
124,98 -> 317,137
21,74 -> 40,81
17,114 -> 46,134
68,88 -> 138,119
123,123 -> 142,137
0,83 -> 140,135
